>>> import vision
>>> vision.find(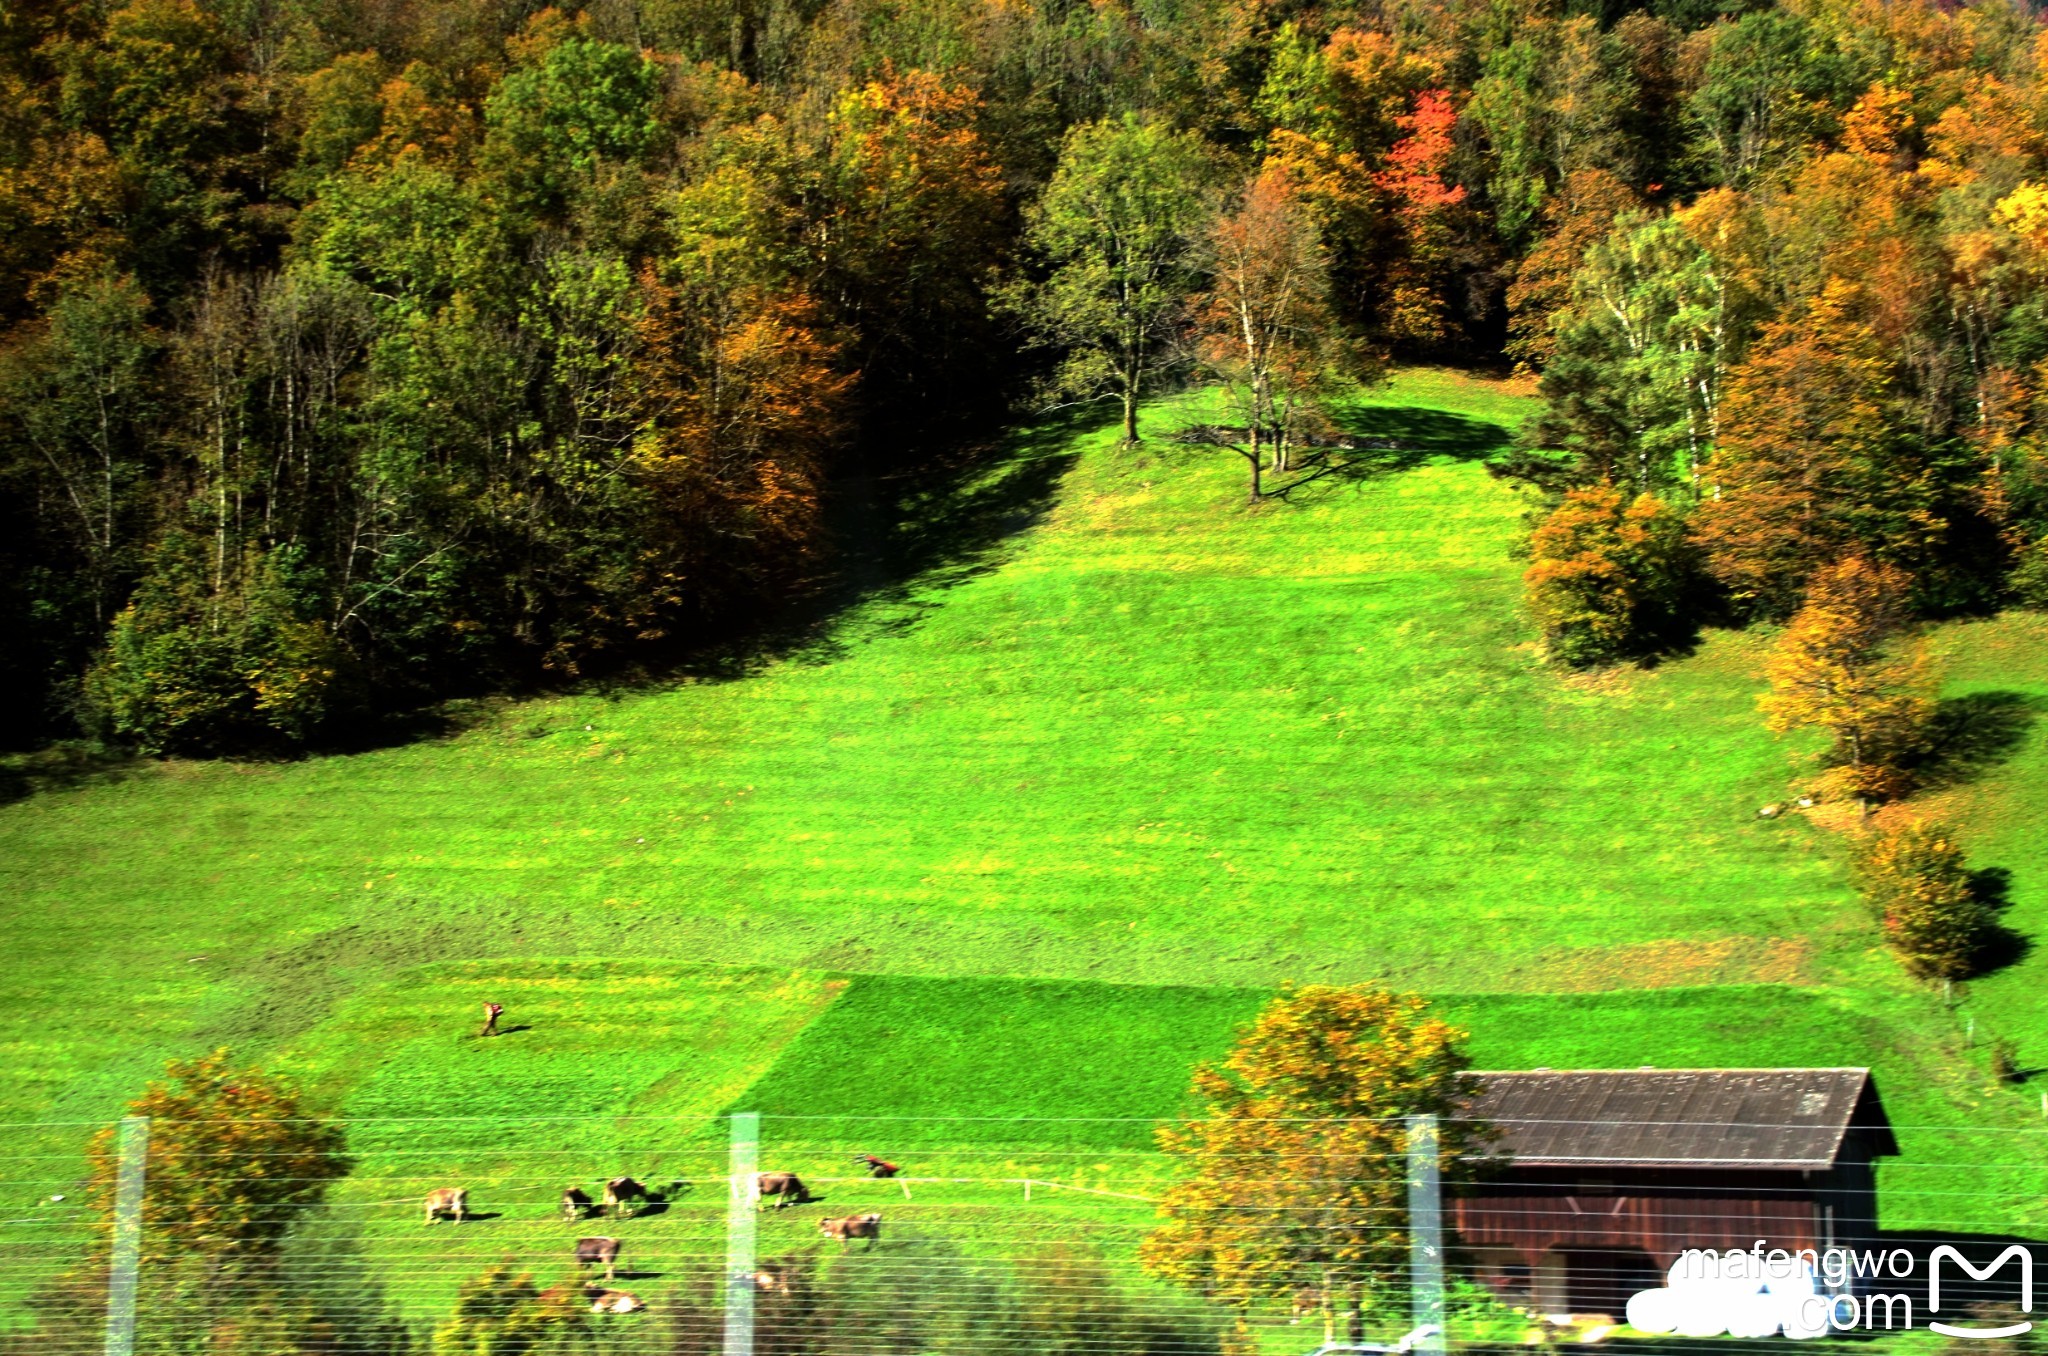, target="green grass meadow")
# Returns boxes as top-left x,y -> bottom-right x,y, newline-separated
5,369 -> 2048,1329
